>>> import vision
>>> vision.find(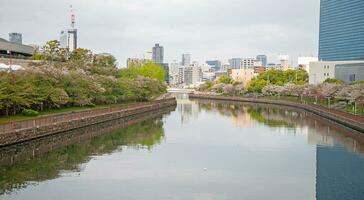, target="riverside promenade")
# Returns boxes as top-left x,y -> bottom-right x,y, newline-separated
189,94 -> 364,134
0,98 -> 177,147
